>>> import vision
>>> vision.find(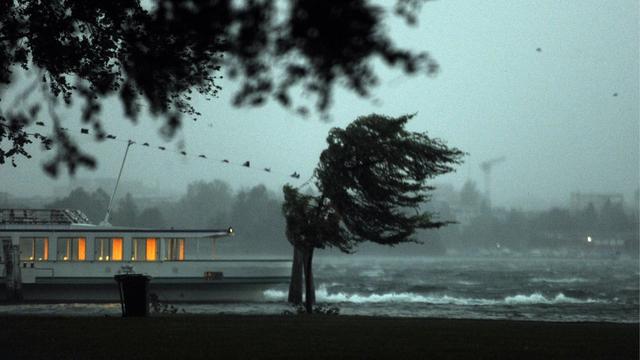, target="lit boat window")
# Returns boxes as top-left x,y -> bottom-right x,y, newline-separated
132,238 -> 143,261
19,237 -> 34,261
56,237 -> 87,261
95,238 -> 110,261
95,238 -> 124,261
42,238 -> 48,261
19,237 -> 49,261
132,238 -> 159,261
165,238 -> 185,261
112,238 -> 123,261
146,238 -> 157,261
77,238 -> 86,261
57,238 -> 72,261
